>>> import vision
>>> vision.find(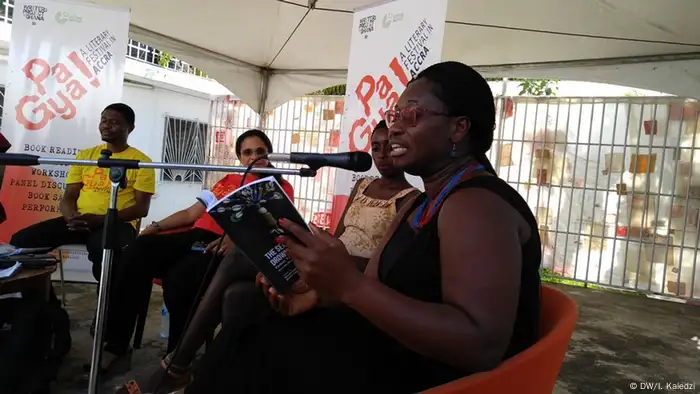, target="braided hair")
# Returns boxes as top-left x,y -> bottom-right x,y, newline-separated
410,61 -> 497,176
